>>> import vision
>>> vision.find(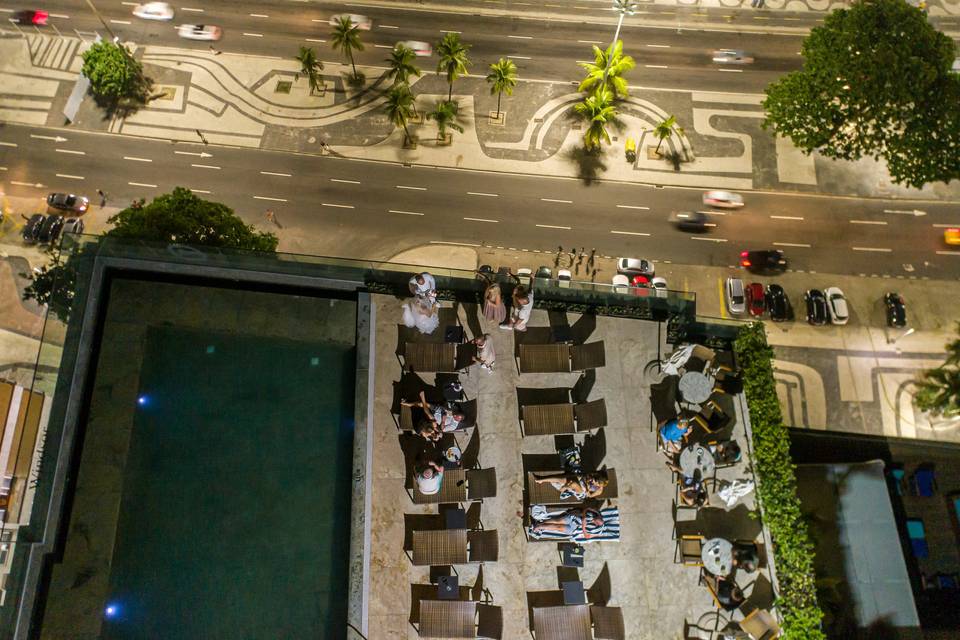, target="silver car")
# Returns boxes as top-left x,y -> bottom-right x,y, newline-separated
702,190 -> 744,208
725,277 -> 746,315
712,49 -> 754,65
